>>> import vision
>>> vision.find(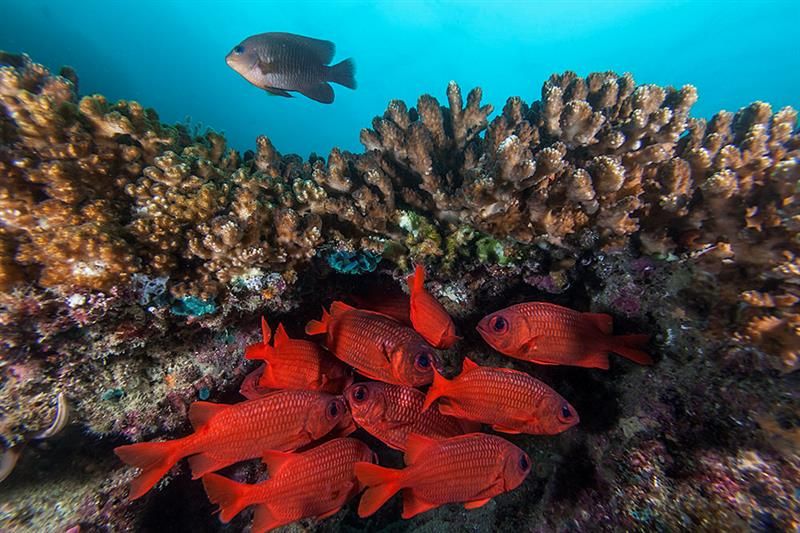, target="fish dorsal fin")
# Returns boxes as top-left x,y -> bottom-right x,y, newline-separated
330,300 -> 357,317
407,264 -> 426,294
260,316 -> 272,345
273,323 -> 290,348
188,401 -> 228,429
461,357 -> 480,373
245,317 -> 274,361
582,312 -> 613,335
272,32 -> 335,64
261,449 -> 295,475
404,433 -> 438,465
